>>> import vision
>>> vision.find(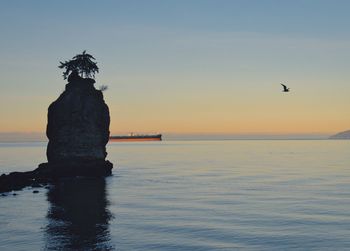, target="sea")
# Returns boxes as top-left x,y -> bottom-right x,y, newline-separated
0,140 -> 349,251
